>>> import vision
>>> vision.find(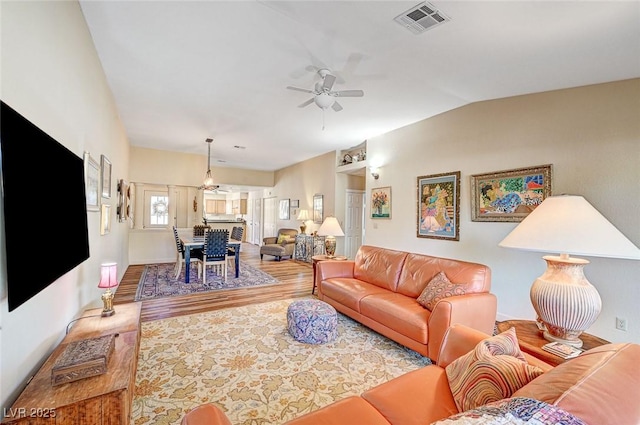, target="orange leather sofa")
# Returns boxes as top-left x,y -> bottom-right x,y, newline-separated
182,325 -> 640,425
316,245 -> 496,360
